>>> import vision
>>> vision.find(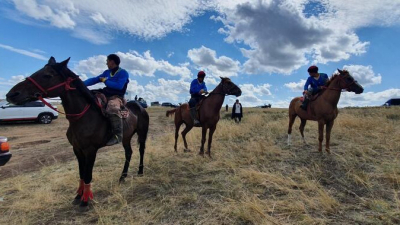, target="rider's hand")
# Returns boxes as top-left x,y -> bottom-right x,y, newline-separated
303,90 -> 308,95
199,89 -> 205,94
99,77 -> 107,83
